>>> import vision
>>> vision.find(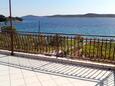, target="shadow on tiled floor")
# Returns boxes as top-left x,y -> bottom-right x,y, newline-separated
0,54 -> 113,86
